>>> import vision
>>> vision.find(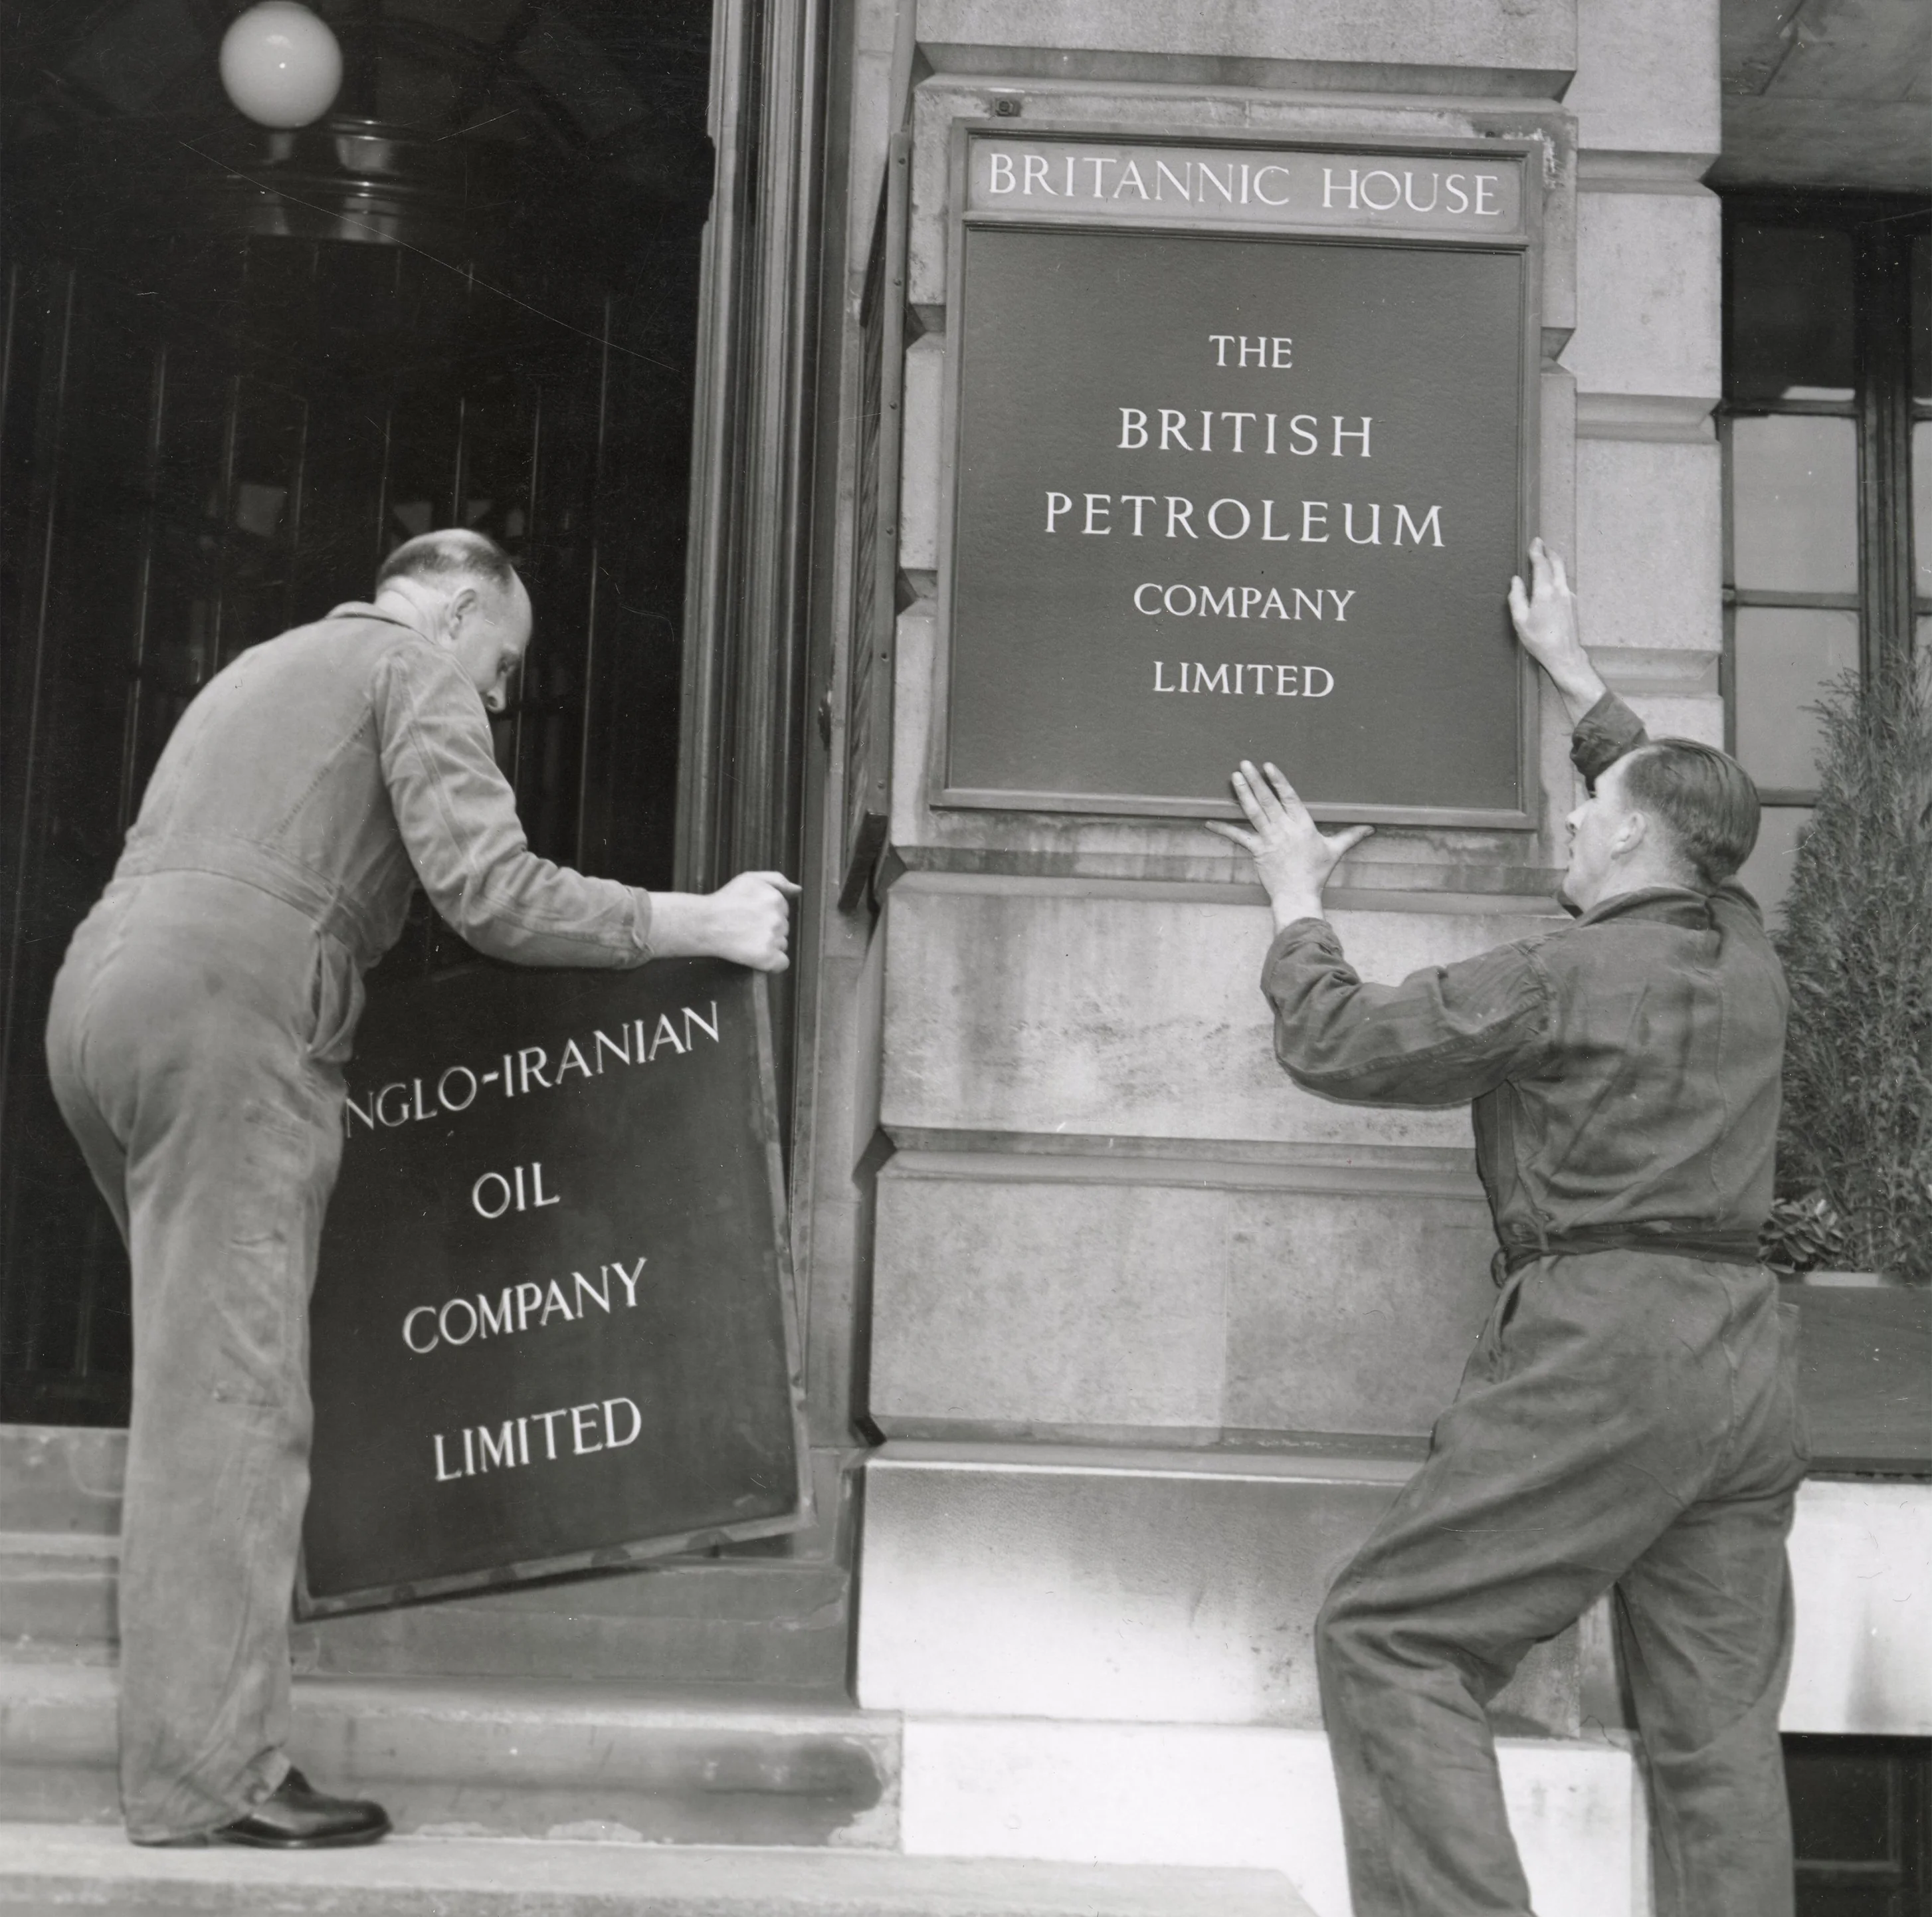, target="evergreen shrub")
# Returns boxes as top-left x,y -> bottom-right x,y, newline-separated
1761,651 -> 1932,1284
